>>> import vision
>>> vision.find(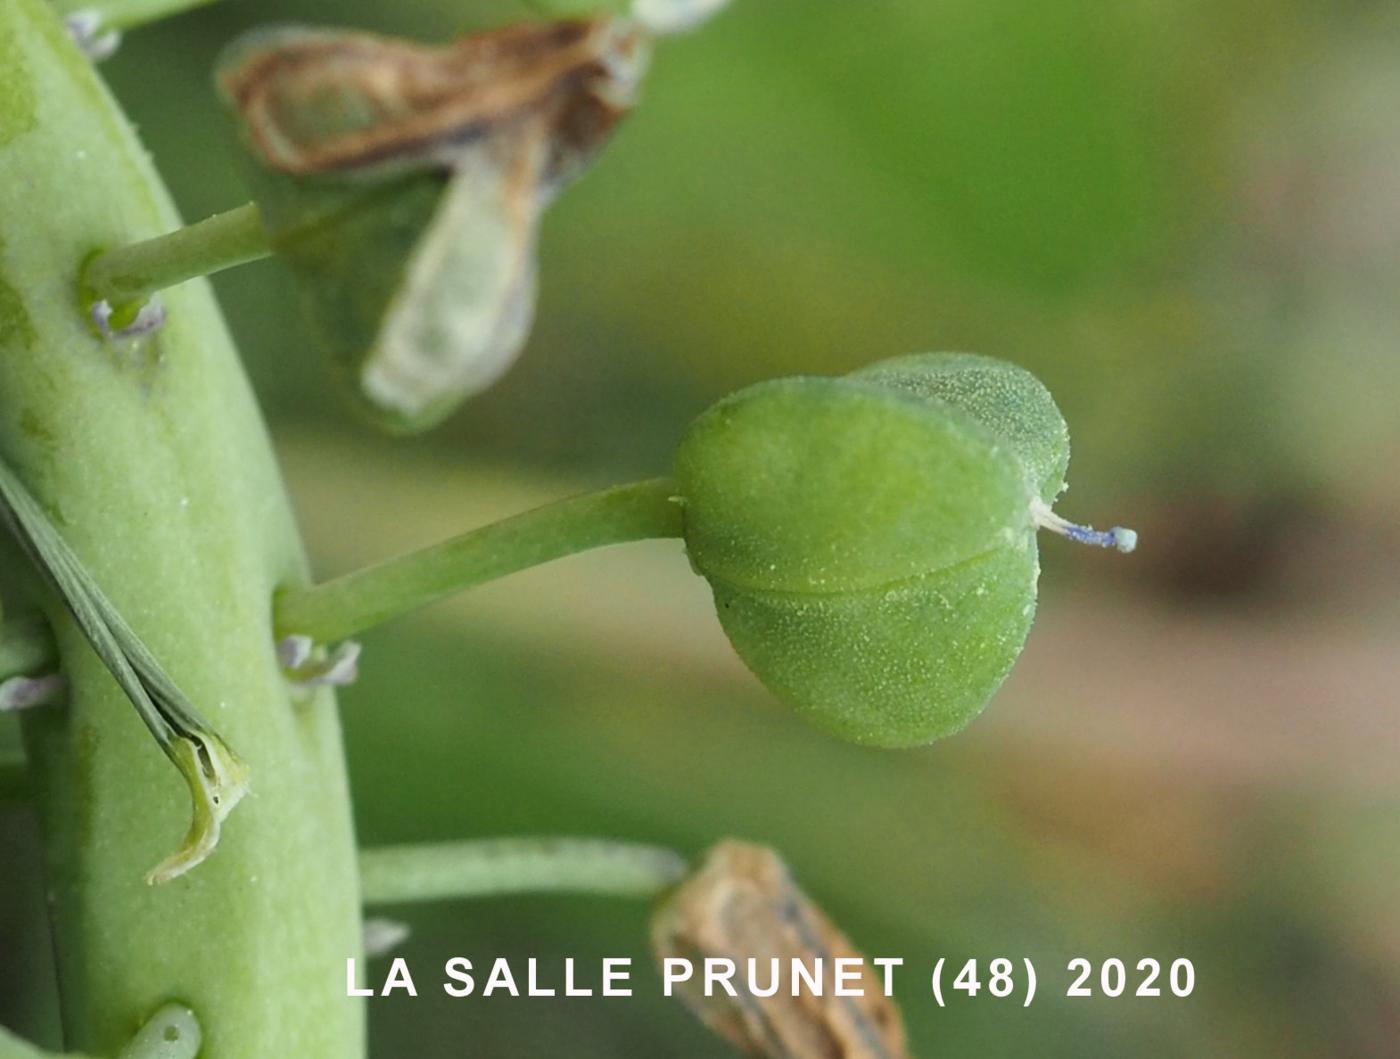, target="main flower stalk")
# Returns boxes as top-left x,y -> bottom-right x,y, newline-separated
0,3 -> 363,1054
